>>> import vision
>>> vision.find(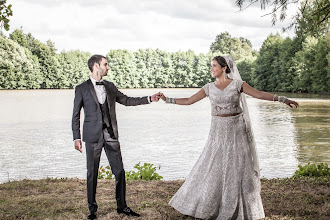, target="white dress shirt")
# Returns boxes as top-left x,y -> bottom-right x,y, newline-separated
90,77 -> 106,104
